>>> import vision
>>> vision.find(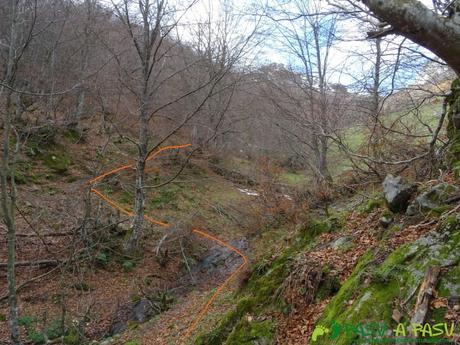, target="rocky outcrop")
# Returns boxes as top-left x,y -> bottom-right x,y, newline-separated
382,175 -> 417,213
407,183 -> 459,216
